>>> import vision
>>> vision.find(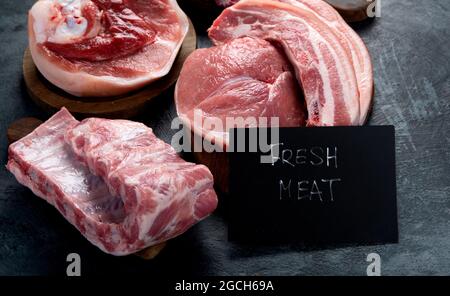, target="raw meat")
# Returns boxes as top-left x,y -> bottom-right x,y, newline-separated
209,0 -> 362,126
175,37 -> 307,148
65,117 -> 218,248
213,0 -> 373,124
28,0 -> 189,97
279,0 -> 373,124
7,108 -> 217,255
